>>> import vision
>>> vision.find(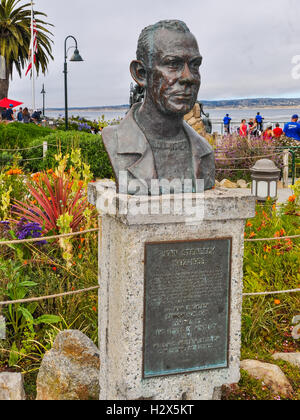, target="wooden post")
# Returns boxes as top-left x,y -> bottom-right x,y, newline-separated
43,141 -> 48,160
283,150 -> 289,188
